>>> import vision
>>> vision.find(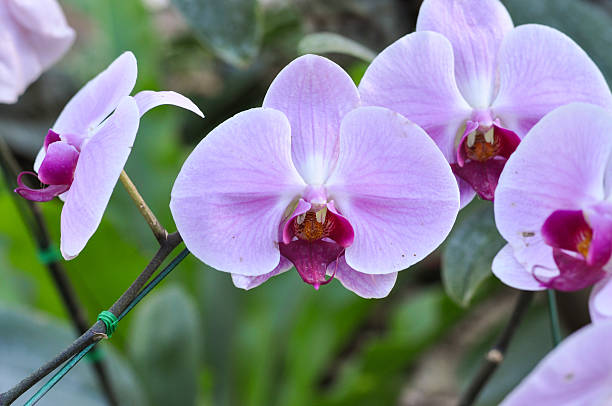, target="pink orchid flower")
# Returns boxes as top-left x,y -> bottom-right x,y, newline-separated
493,103 -> 612,322
501,320 -> 612,405
15,52 -> 203,260
0,0 -> 75,103
359,0 -> 612,205
170,55 -> 459,298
